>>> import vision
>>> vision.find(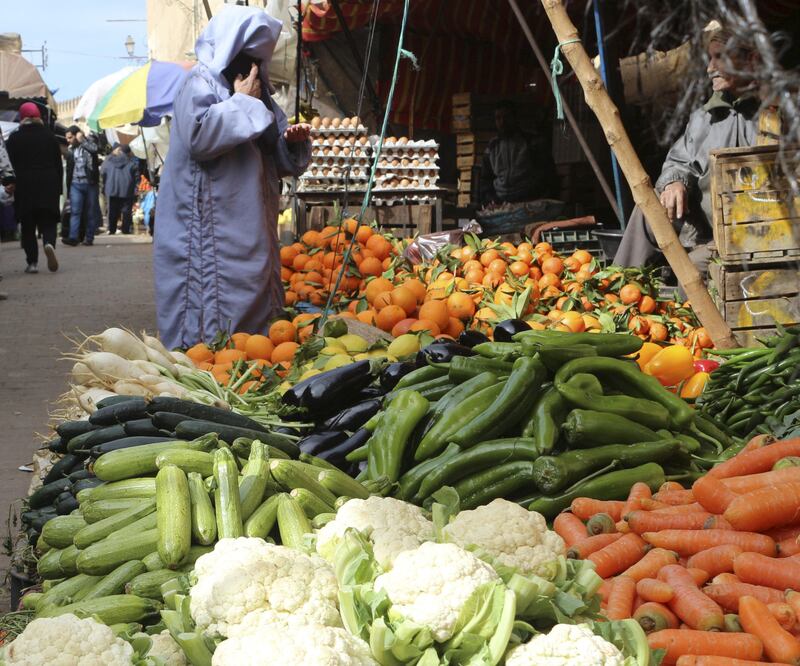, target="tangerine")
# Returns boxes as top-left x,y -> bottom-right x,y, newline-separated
186,343 -> 214,365
271,341 -> 299,364
620,284 -> 643,305
280,245 -> 298,267
376,305 -> 407,332
410,319 -> 441,336
356,309 -> 377,326
245,334 -> 275,361
373,291 -> 393,310
541,256 -> 564,275
404,278 -> 427,304
446,292 -> 476,320
269,320 -> 297,345
509,261 -> 530,277
391,318 -> 418,337
364,277 -> 394,303
391,287 -> 418,316
359,256 -> 383,277
418,300 -> 450,330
